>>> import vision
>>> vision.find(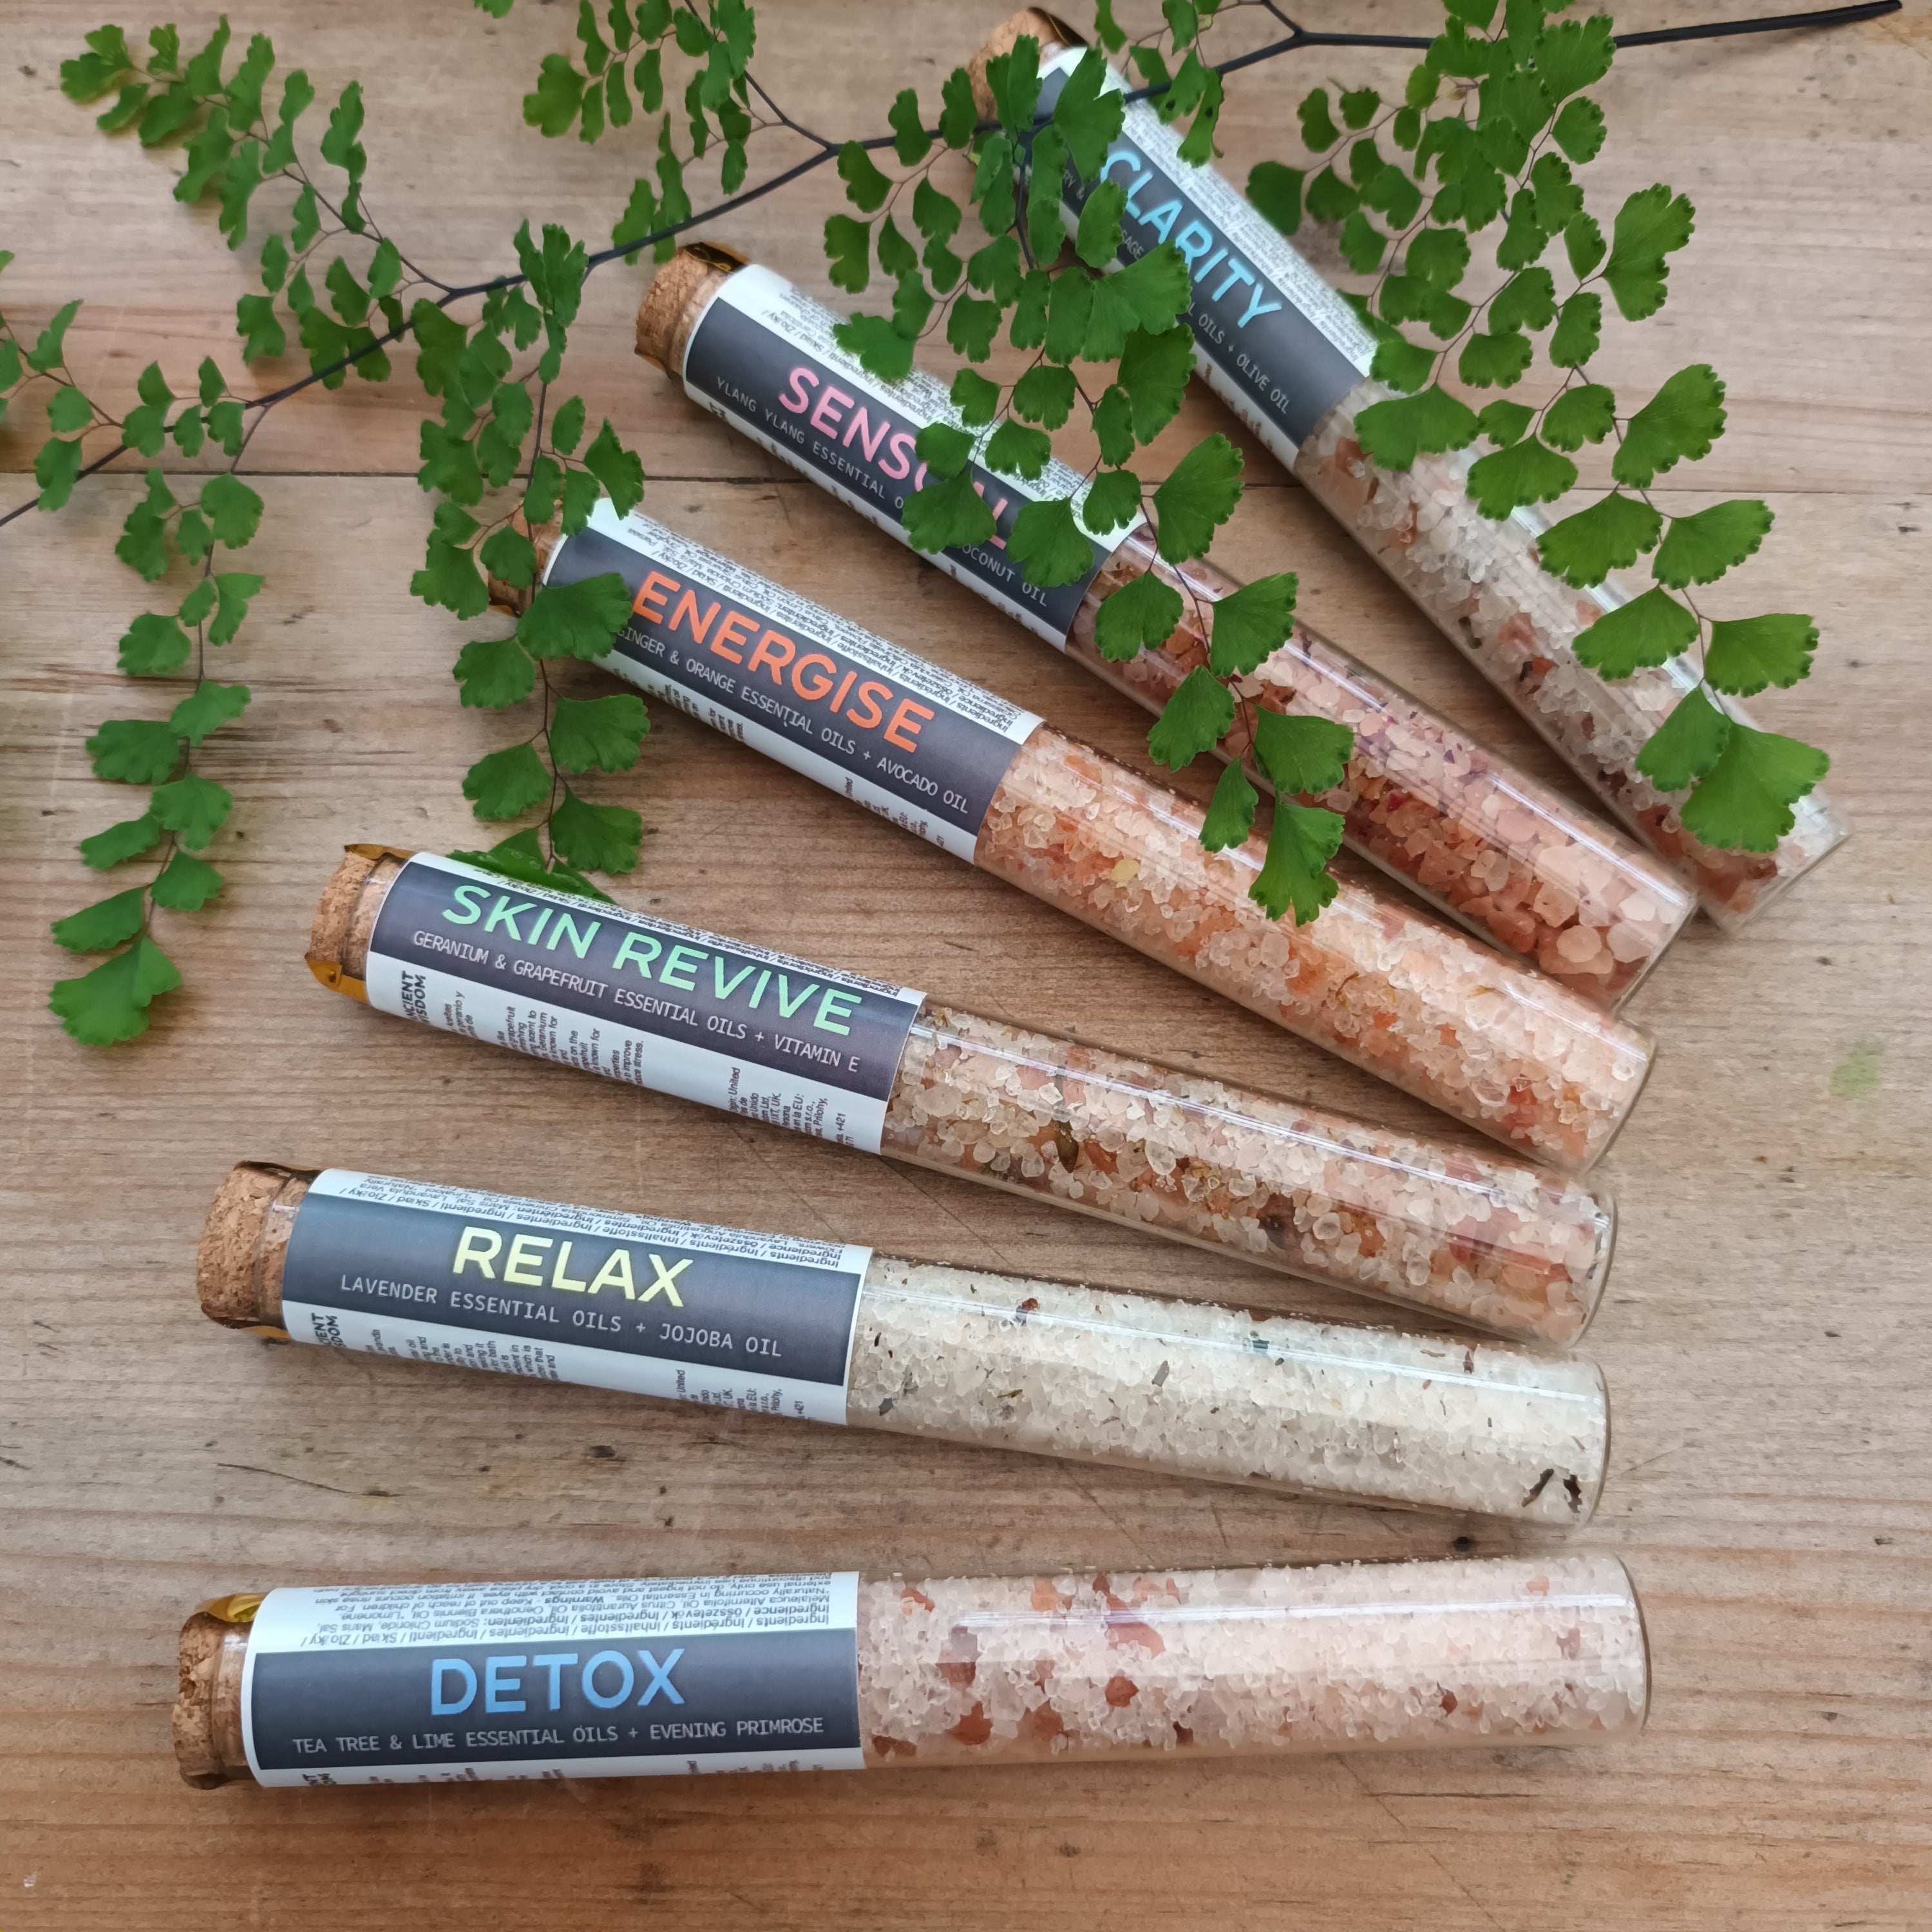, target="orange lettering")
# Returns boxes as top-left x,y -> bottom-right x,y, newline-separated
670,588 -> 721,645
846,680 -> 889,731
711,609 -> 758,664
746,629 -> 797,685
792,652 -> 837,702
884,696 -> 936,753
828,668 -> 858,715
634,571 -> 679,621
